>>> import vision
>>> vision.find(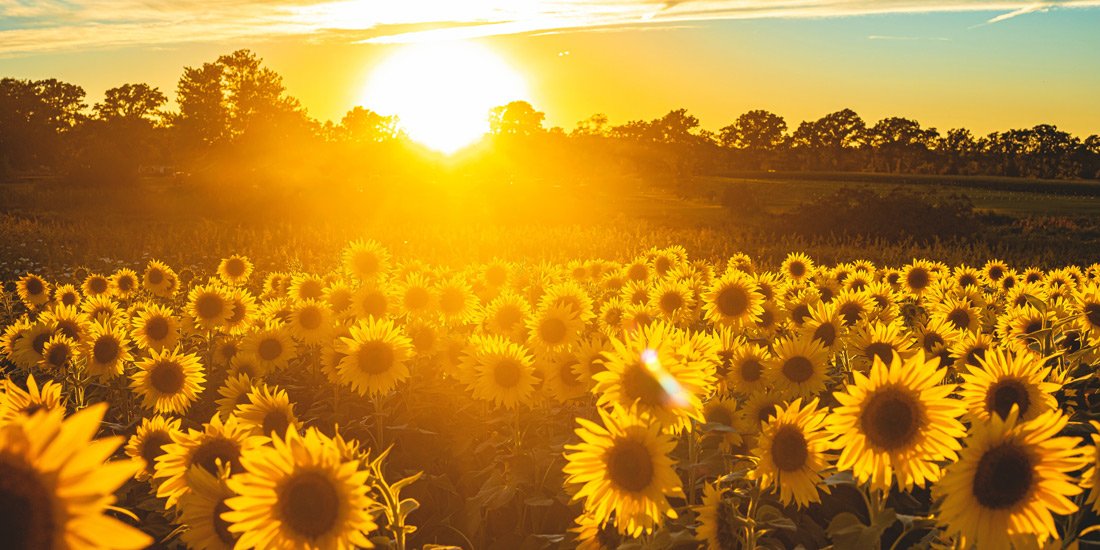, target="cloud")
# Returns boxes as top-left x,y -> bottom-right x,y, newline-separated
0,0 -> 1098,55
